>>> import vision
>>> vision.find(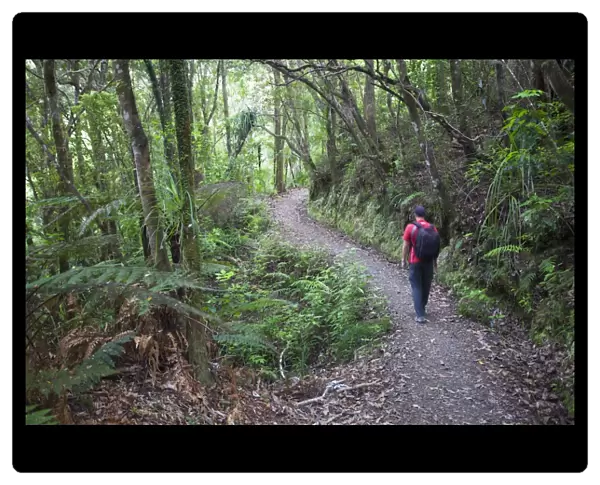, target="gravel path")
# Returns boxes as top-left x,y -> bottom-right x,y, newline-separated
261,188 -> 565,425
